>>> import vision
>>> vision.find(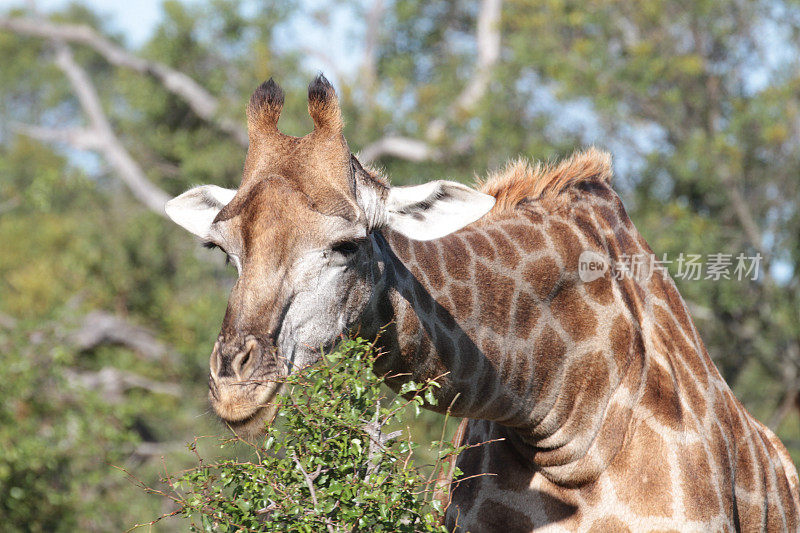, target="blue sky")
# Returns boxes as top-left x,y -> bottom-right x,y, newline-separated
0,0 -> 362,80
1,0 -> 163,46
